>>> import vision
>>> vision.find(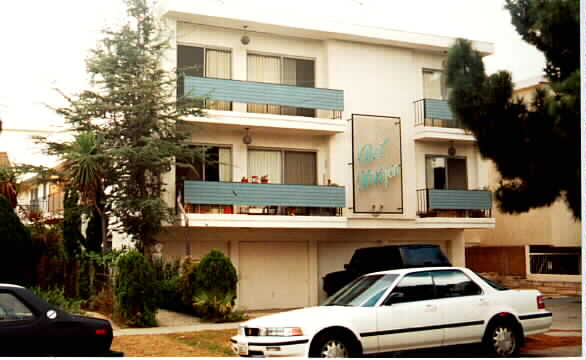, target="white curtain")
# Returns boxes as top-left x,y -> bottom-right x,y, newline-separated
423,70 -> 444,100
206,49 -> 231,110
247,54 -> 281,114
247,150 -> 282,184
219,148 -> 232,182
